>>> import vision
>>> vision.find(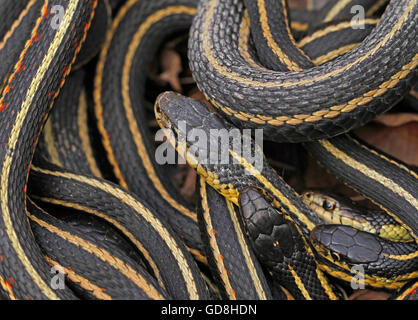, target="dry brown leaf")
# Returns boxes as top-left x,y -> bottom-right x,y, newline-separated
355,119 -> 418,167
349,289 -> 391,300
171,163 -> 197,205
304,156 -> 362,196
375,113 -> 418,127
302,155 -> 381,209
288,0 -> 329,10
180,167 -> 197,203
159,48 -> 183,92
